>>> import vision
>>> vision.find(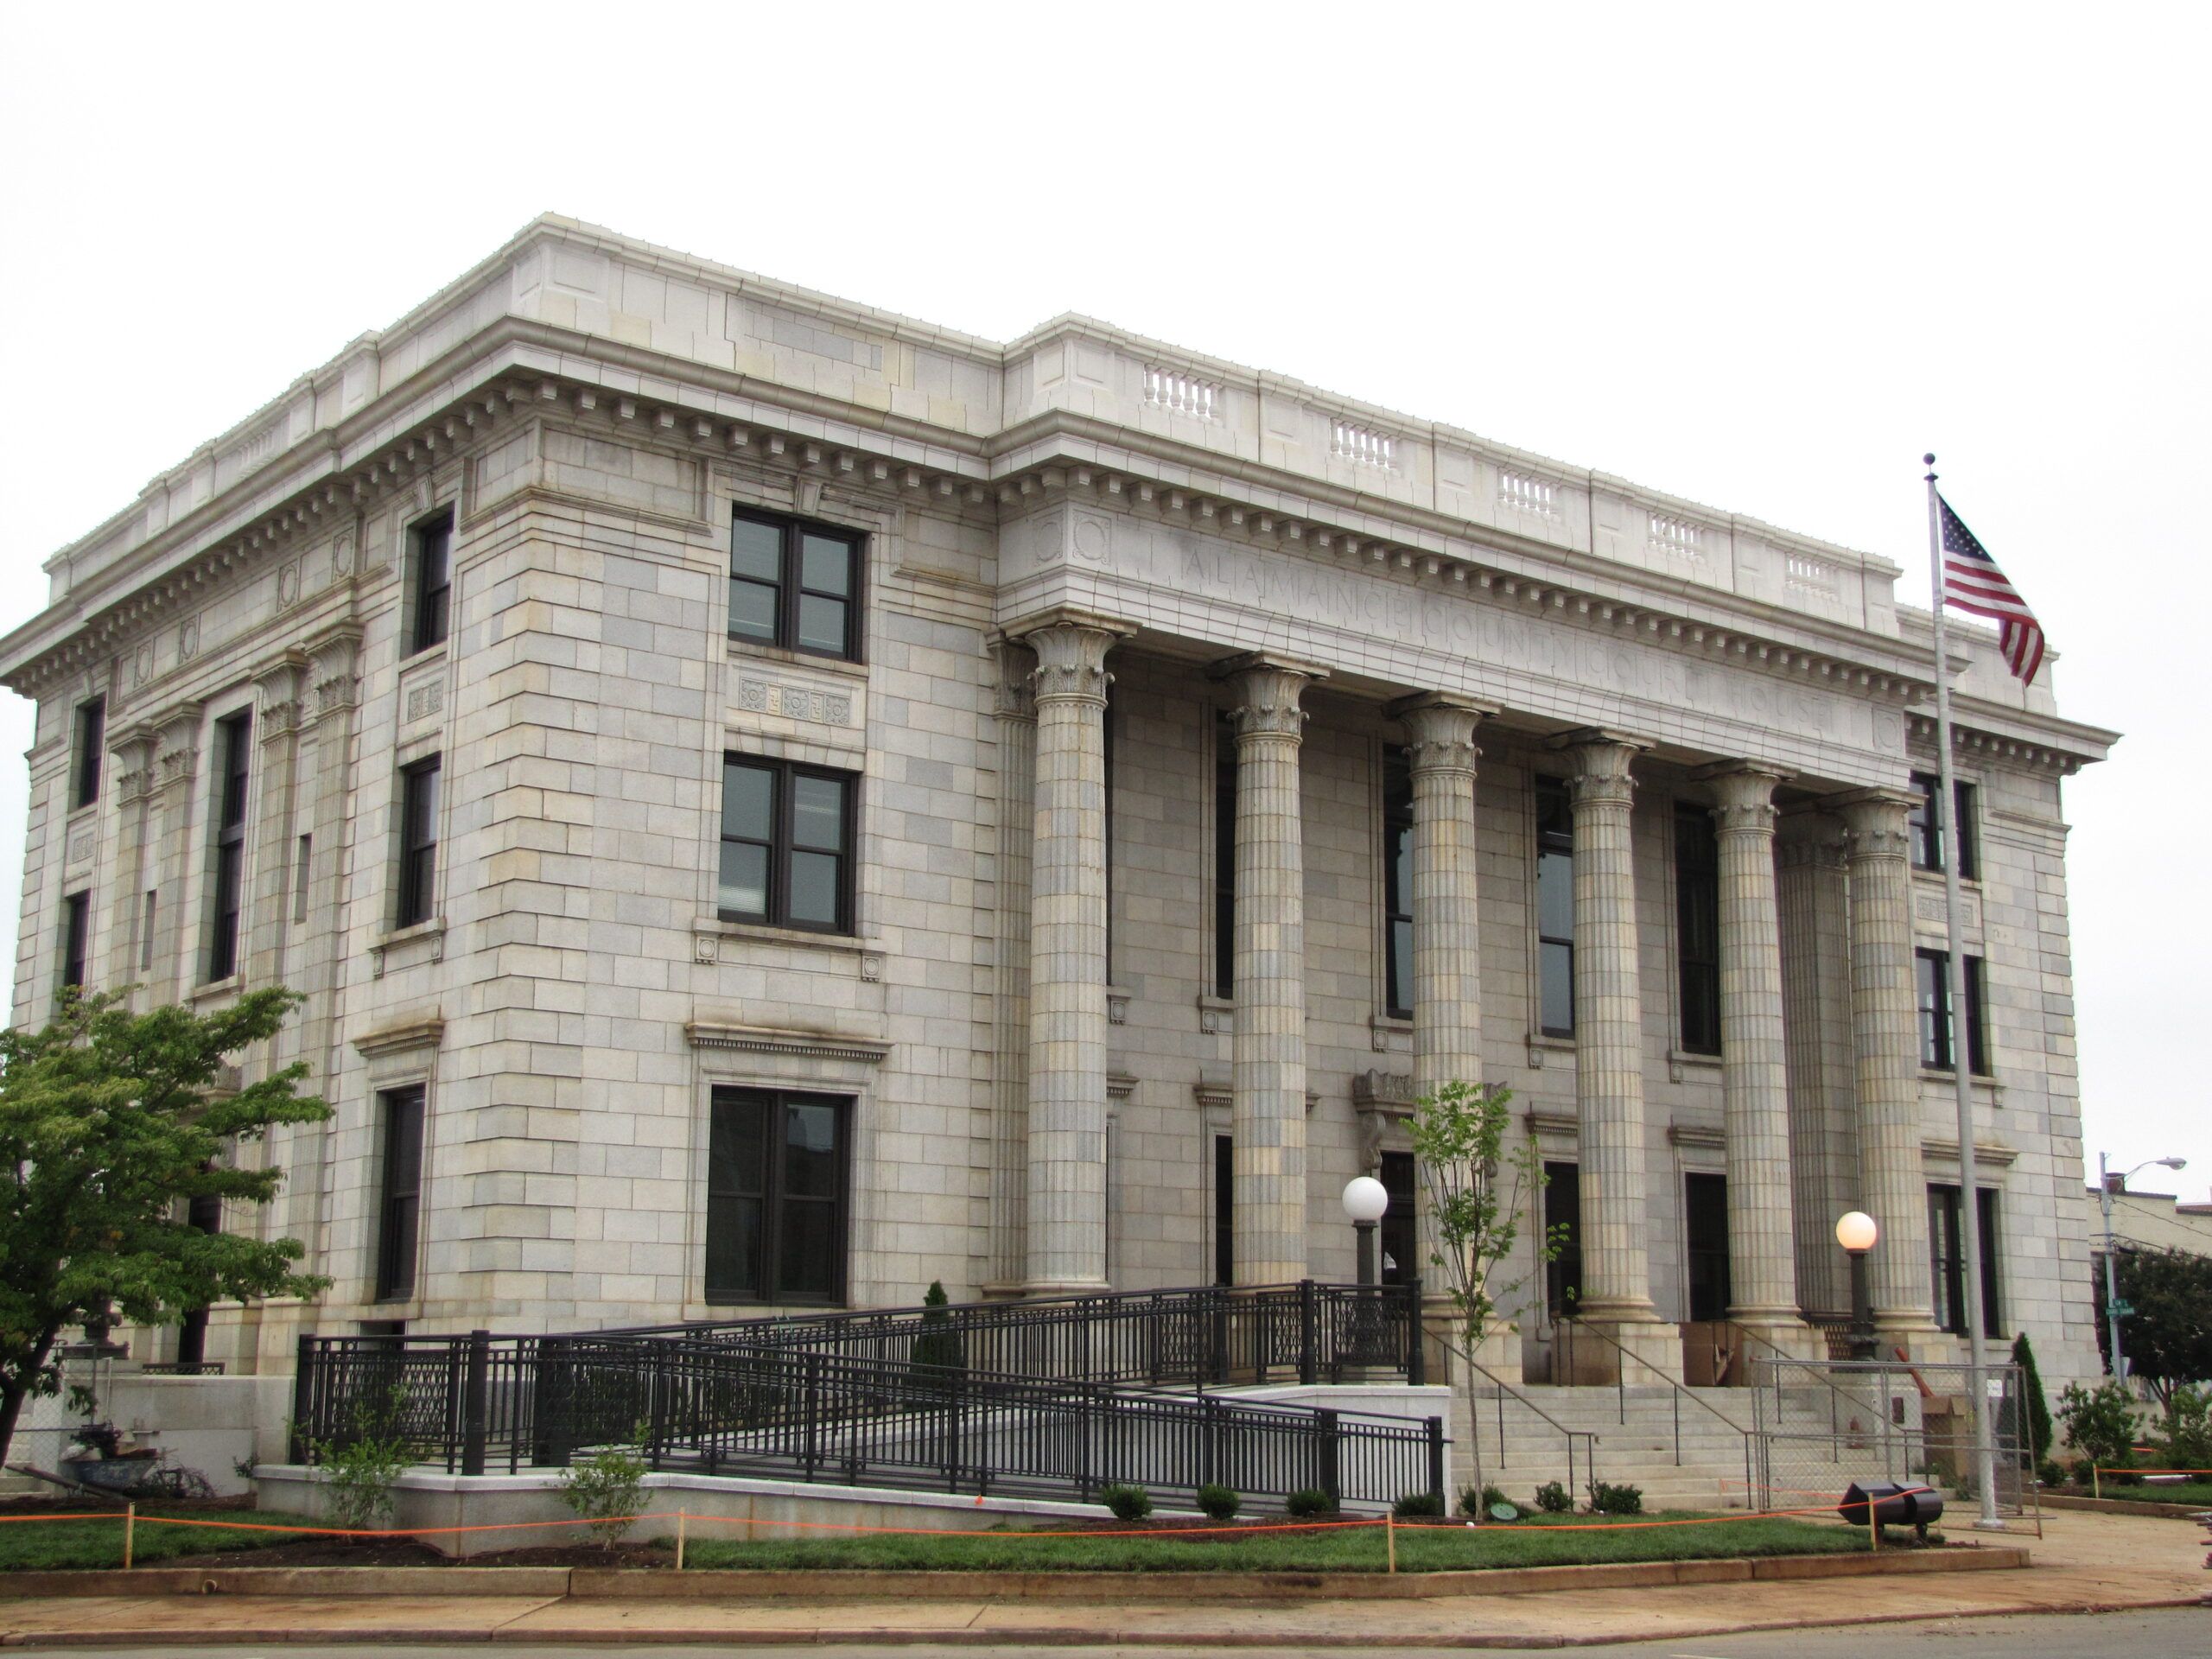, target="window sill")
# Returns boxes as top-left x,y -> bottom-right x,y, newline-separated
1668,1046 -> 1723,1082
694,917 -> 881,977
1198,994 -> 1233,1035
1526,1033 -> 1575,1067
1370,1013 -> 1413,1052
1920,1067 -> 2002,1096
190,975 -> 242,1006
726,639 -> 869,680
370,918 -> 447,978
